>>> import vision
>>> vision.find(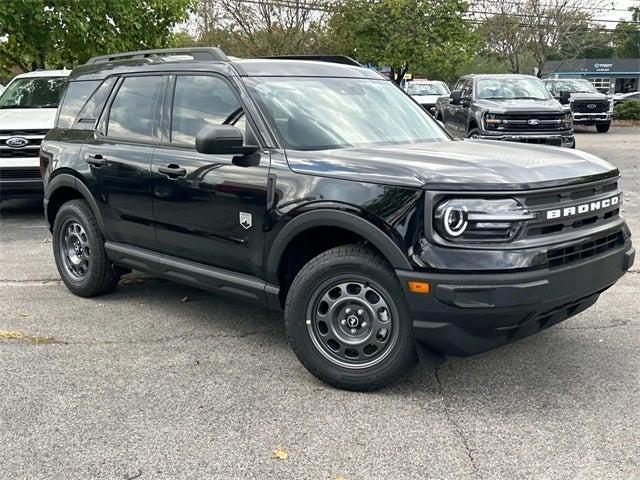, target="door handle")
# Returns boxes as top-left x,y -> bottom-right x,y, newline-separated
158,164 -> 187,178
86,153 -> 107,167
